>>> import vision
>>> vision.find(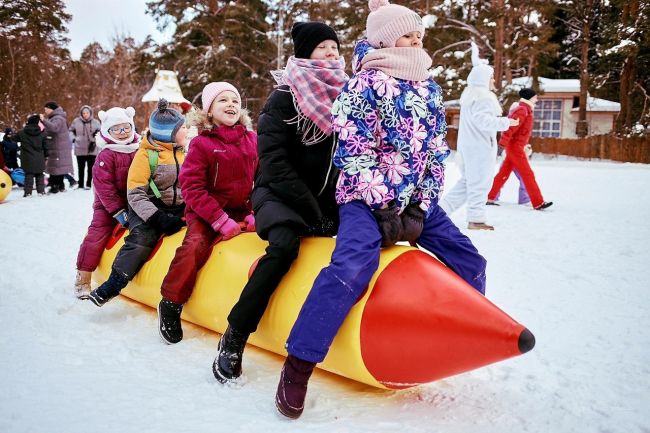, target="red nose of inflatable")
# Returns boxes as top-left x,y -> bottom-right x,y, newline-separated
360,250 -> 535,389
